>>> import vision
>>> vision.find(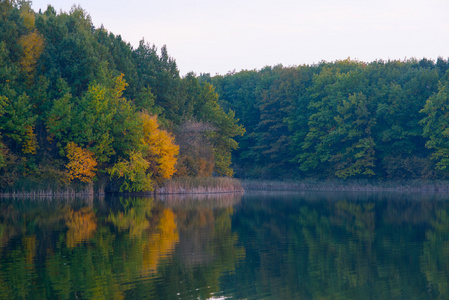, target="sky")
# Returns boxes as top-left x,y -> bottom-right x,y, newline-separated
30,0 -> 449,76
